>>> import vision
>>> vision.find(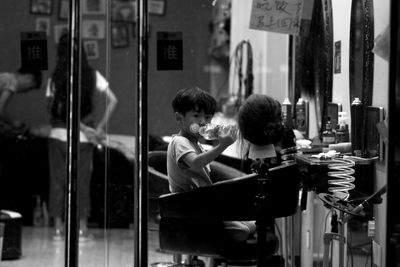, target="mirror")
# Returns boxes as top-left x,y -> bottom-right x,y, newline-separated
295,0 -> 333,137
349,0 -> 374,107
